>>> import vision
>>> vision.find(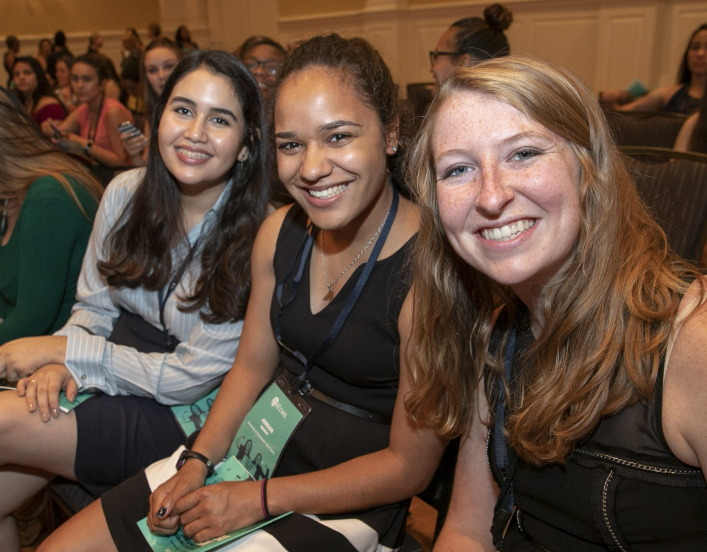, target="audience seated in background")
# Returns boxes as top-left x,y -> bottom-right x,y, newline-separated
35,35 -> 444,552
0,88 -> 102,345
407,54 -> 707,551
237,35 -> 286,102
675,90 -> 707,154
12,56 -> 66,125
36,39 -> 52,72
40,53 -> 133,177
87,33 -> 103,55
601,23 -> 706,115
121,37 -> 183,167
175,25 -> 198,54
46,31 -> 72,84
429,2 -> 513,94
4,35 -> 20,87
0,50 -> 269,552
52,55 -> 78,114
147,22 -> 162,41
